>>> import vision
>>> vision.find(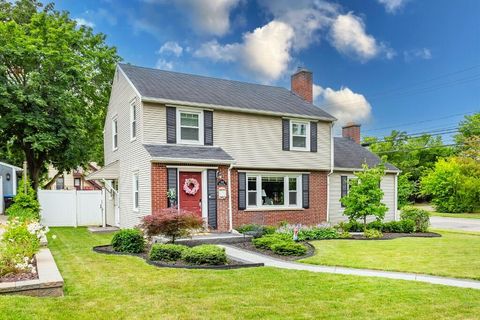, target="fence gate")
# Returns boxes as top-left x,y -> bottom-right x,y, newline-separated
38,190 -> 102,227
